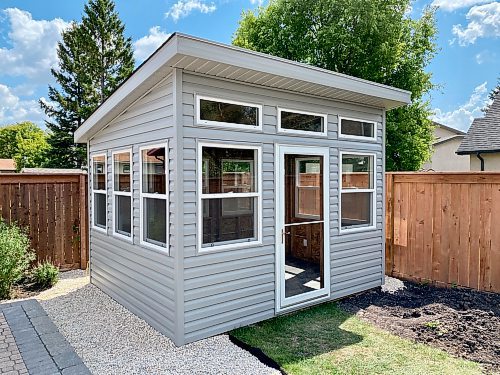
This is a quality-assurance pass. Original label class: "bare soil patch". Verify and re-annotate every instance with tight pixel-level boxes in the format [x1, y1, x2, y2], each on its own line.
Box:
[340, 278, 500, 374]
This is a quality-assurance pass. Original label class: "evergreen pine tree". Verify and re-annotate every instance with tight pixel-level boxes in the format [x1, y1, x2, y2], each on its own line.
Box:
[40, 0, 134, 168]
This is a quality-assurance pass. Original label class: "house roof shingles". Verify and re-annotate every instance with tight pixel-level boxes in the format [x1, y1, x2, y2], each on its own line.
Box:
[457, 93, 500, 155]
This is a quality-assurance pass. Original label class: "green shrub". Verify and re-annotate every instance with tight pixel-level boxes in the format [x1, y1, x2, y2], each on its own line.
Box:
[0, 219, 35, 299]
[31, 261, 59, 288]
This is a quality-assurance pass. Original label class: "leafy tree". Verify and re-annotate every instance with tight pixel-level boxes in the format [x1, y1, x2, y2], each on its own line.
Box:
[0, 122, 50, 171]
[40, 0, 134, 168]
[233, 0, 437, 171]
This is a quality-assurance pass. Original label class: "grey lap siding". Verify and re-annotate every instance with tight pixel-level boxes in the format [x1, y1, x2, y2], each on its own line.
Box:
[180, 72, 385, 343]
[88, 73, 176, 340]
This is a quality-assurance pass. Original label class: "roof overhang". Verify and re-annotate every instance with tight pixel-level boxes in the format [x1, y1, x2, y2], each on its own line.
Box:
[456, 149, 500, 155]
[75, 33, 412, 143]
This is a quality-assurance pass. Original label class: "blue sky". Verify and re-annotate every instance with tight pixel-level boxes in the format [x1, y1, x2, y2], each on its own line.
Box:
[0, 0, 499, 131]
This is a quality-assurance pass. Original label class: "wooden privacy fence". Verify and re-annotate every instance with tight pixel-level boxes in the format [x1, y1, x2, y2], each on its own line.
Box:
[385, 172, 500, 293]
[0, 174, 88, 270]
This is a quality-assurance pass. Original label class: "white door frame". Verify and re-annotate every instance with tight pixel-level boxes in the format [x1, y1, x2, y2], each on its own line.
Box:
[275, 144, 330, 313]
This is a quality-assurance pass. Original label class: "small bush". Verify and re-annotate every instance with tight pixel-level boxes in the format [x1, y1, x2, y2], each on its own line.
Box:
[31, 261, 59, 288]
[0, 219, 35, 299]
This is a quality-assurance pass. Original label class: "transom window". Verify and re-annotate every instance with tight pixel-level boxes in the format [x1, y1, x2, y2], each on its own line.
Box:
[279, 108, 327, 135]
[92, 154, 107, 231]
[198, 143, 261, 251]
[340, 153, 376, 231]
[140, 144, 168, 251]
[112, 150, 132, 240]
[339, 117, 376, 140]
[197, 95, 262, 130]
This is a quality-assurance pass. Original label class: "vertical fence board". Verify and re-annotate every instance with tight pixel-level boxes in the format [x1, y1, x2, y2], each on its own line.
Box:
[386, 172, 500, 293]
[0, 174, 88, 270]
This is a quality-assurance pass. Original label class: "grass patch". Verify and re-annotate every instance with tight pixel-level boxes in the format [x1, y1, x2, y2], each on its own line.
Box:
[231, 303, 482, 375]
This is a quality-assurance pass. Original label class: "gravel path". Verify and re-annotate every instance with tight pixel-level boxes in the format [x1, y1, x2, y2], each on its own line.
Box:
[40, 274, 278, 375]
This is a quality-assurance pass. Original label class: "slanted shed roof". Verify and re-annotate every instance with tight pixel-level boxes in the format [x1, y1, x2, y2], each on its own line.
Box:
[74, 33, 411, 143]
[0, 159, 16, 171]
[457, 93, 500, 155]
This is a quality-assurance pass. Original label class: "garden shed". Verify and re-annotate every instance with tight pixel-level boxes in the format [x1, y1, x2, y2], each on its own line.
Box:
[74, 33, 411, 345]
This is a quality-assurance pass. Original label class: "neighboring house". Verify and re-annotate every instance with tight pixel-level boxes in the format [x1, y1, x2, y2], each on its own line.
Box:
[74, 33, 411, 345]
[0, 159, 16, 173]
[421, 122, 469, 171]
[457, 93, 500, 171]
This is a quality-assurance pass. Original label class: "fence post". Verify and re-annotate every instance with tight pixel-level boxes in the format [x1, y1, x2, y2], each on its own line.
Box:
[385, 173, 394, 276]
[79, 174, 88, 270]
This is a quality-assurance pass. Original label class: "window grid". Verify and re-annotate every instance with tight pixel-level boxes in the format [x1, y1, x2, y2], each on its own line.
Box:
[139, 143, 169, 253]
[198, 142, 262, 253]
[112, 149, 133, 242]
[339, 151, 377, 233]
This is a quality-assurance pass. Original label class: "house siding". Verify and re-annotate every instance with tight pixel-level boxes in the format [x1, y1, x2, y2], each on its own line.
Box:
[180, 73, 384, 343]
[88, 73, 176, 340]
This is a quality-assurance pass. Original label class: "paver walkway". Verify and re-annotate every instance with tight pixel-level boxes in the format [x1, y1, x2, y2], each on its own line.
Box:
[0, 300, 89, 375]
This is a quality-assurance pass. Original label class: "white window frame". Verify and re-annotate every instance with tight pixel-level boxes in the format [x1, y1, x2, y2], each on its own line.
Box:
[196, 94, 263, 131]
[294, 157, 321, 220]
[339, 151, 377, 234]
[197, 141, 262, 253]
[91, 153, 107, 233]
[338, 116, 377, 141]
[111, 149, 133, 242]
[139, 142, 169, 253]
[278, 107, 328, 137]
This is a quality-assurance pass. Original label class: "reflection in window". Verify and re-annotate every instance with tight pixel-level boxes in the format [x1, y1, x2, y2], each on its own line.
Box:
[340, 118, 375, 139]
[140, 145, 168, 249]
[341, 153, 375, 230]
[295, 158, 321, 219]
[199, 97, 259, 127]
[200, 145, 260, 249]
[280, 110, 325, 133]
[113, 151, 132, 238]
[92, 155, 106, 229]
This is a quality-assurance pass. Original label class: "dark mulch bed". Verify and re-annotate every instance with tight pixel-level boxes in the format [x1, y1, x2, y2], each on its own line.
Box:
[1, 278, 48, 301]
[340, 279, 500, 373]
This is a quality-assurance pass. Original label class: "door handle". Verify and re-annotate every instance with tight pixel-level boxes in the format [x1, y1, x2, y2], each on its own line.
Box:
[281, 229, 291, 244]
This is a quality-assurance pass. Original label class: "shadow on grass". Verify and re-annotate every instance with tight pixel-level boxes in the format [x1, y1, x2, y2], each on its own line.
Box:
[230, 302, 362, 372]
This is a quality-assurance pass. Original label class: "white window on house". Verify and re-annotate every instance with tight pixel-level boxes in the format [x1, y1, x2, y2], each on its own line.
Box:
[92, 154, 107, 231]
[339, 117, 376, 140]
[278, 108, 327, 136]
[340, 152, 376, 232]
[198, 143, 261, 251]
[295, 157, 321, 219]
[196, 95, 262, 130]
[140, 144, 168, 251]
[112, 150, 132, 240]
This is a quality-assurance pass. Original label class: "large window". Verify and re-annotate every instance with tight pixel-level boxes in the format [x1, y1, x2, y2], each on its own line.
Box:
[112, 150, 132, 240]
[198, 143, 261, 251]
[140, 144, 168, 251]
[197, 95, 262, 130]
[92, 154, 107, 231]
[339, 117, 376, 140]
[278, 108, 327, 136]
[340, 153, 376, 231]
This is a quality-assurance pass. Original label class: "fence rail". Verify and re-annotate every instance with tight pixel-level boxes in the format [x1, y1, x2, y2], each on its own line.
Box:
[385, 172, 500, 293]
[0, 173, 87, 270]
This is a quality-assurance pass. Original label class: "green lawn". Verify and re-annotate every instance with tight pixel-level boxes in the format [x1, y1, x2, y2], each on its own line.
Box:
[231, 303, 483, 375]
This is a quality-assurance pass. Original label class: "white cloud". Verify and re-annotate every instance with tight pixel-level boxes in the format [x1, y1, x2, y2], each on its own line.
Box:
[431, 0, 492, 12]
[432, 82, 491, 131]
[0, 84, 45, 125]
[250, 0, 265, 5]
[452, 2, 500, 45]
[165, 0, 216, 22]
[0, 8, 69, 82]
[475, 50, 497, 64]
[133, 27, 172, 63]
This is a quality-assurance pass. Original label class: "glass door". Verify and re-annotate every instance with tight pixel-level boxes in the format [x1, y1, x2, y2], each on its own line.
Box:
[276, 145, 330, 310]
